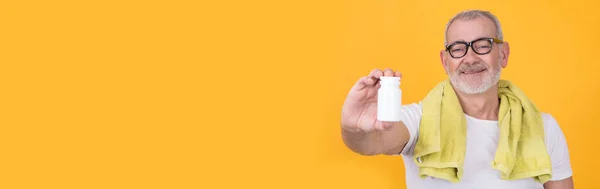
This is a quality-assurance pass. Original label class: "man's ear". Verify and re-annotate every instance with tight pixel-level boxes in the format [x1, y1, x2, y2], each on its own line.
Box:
[500, 42, 510, 68]
[440, 50, 449, 75]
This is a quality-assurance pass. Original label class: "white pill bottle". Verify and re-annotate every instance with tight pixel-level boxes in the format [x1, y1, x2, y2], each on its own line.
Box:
[377, 76, 402, 122]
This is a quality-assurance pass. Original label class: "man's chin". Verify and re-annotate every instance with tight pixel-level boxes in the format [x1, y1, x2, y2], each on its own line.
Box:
[450, 70, 501, 94]
[451, 79, 489, 94]
[455, 77, 482, 87]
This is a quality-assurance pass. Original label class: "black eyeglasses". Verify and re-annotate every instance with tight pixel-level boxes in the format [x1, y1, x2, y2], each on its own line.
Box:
[445, 37, 504, 58]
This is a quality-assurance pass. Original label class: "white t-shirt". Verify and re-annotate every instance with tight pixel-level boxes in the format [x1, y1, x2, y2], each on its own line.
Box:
[397, 103, 573, 189]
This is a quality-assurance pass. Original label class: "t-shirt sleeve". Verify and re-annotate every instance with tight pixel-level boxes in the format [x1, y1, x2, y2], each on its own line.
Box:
[397, 102, 423, 156]
[542, 113, 573, 181]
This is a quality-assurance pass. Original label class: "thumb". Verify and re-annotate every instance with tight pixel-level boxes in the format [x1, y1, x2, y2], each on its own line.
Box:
[377, 121, 394, 131]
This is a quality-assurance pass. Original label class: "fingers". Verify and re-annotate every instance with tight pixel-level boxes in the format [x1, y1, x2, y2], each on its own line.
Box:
[367, 68, 383, 85]
[358, 68, 401, 89]
[394, 71, 402, 78]
[364, 75, 376, 86]
[369, 68, 383, 79]
[383, 68, 394, 77]
[383, 68, 402, 78]
[354, 76, 369, 90]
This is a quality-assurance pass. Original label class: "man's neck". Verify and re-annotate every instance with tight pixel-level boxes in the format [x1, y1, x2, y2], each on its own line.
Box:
[453, 83, 500, 121]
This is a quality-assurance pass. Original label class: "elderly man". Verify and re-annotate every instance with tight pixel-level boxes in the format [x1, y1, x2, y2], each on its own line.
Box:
[340, 10, 574, 189]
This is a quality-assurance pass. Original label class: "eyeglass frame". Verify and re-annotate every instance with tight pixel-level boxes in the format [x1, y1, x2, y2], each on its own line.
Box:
[444, 37, 504, 59]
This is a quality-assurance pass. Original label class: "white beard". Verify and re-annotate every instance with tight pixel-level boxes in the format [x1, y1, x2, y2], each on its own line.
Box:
[449, 61, 502, 95]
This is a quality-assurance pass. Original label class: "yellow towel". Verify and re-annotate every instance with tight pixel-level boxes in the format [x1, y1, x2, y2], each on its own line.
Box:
[413, 79, 552, 183]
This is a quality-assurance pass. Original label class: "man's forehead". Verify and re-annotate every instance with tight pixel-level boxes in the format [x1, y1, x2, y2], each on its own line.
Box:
[446, 17, 497, 43]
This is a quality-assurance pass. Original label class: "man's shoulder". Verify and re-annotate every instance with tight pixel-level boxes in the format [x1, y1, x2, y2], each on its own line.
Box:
[540, 112, 561, 131]
[540, 112, 558, 124]
[539, 112, 567, 141]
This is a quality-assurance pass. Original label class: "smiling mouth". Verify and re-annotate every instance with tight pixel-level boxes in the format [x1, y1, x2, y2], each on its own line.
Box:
[461, 68, 486, 74]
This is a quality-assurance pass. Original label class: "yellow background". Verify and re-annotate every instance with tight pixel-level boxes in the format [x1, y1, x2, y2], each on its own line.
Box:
[1, 0, 598, 188]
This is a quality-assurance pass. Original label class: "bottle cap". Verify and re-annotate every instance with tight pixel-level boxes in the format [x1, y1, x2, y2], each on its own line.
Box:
[380, 76, 401, 85]
[380, 76, 400, 81]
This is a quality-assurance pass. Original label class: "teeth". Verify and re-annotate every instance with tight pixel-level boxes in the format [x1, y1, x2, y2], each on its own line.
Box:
[462, 69, 484, 74]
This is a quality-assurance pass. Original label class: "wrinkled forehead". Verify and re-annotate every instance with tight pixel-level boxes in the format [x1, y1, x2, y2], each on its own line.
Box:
[446, 17, 497, 44]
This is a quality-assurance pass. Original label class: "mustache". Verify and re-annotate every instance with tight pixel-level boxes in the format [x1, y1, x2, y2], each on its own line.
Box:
[457, 62, 488, 73]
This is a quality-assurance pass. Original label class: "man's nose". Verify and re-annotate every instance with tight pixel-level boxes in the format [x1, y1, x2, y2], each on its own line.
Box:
[462, 46, 480, 62]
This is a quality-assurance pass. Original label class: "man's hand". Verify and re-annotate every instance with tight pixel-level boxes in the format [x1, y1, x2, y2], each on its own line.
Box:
[340, 68, 409, 156]
[341, 68, 401, 132]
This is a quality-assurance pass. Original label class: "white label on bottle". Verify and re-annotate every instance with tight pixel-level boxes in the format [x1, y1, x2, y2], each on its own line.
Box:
[377, 87, 402, 122]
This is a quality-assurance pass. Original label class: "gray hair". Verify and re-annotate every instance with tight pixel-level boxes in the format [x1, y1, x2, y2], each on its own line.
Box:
[444, 10, 504, 46]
